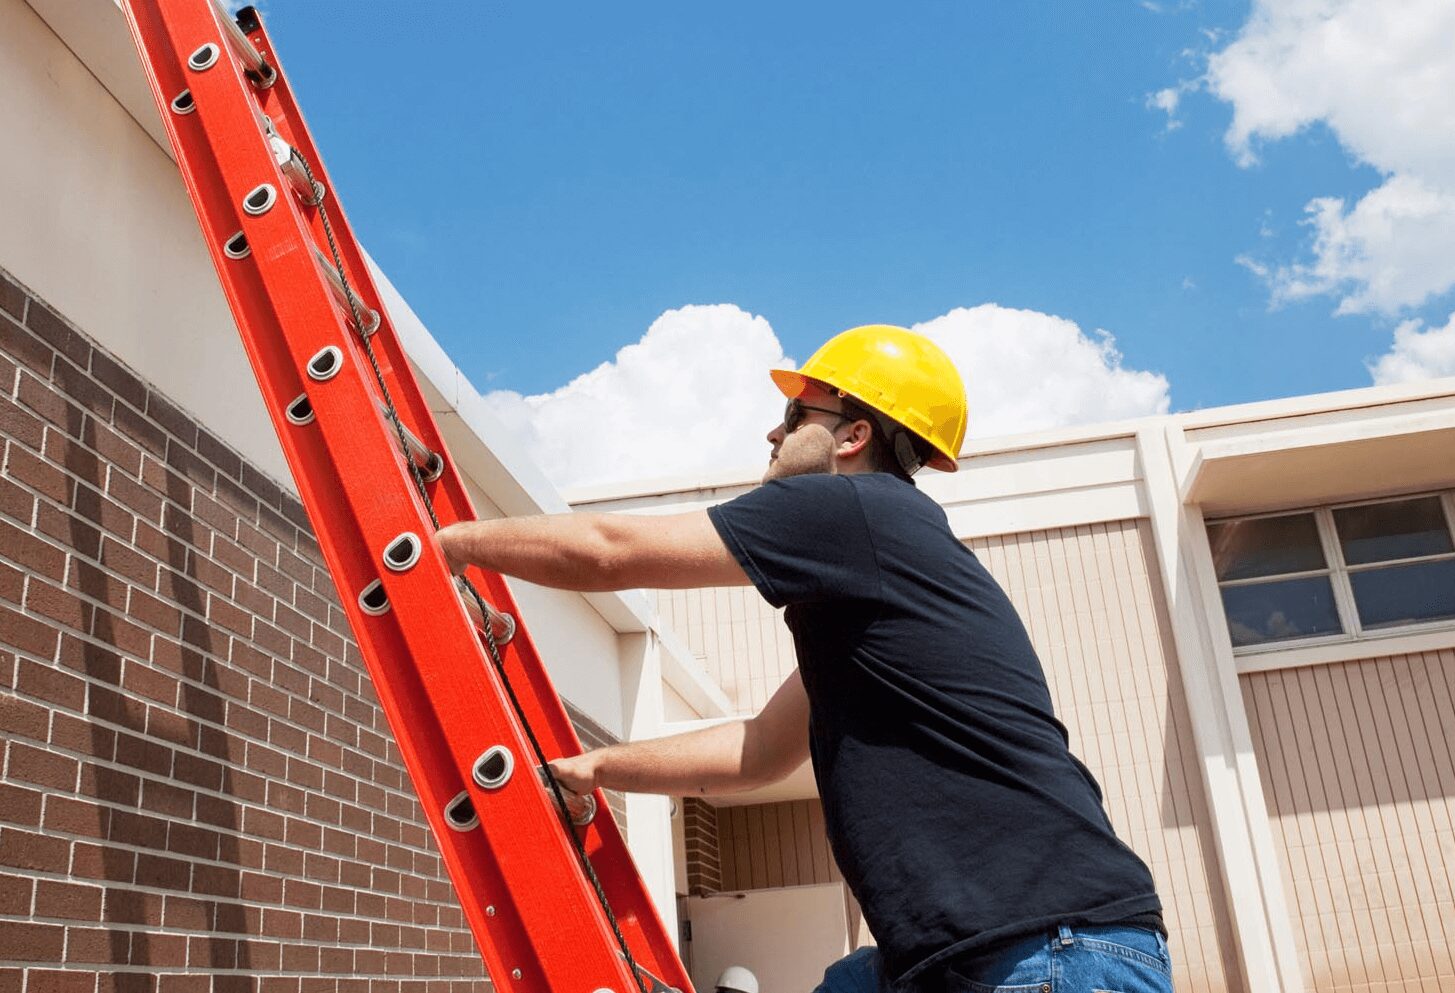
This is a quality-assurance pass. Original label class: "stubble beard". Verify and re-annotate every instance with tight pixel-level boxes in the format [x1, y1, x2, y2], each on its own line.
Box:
[762, 431, 837, 483]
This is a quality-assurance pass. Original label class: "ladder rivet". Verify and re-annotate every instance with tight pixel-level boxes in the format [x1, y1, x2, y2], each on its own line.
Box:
[511, 970, 522, 980]
[486, 906, 496, 917]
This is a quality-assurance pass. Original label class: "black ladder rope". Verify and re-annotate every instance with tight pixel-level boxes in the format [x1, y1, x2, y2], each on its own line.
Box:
[296, 152, 652, 993]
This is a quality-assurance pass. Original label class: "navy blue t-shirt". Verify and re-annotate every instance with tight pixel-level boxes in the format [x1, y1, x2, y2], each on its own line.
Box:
[708, 473, 1161, 983]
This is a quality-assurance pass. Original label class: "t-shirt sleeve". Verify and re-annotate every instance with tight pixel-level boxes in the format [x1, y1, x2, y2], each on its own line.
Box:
[707, 475, 881, 608]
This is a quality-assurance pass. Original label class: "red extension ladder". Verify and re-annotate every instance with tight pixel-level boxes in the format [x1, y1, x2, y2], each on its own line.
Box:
[118, 4, 691, 992]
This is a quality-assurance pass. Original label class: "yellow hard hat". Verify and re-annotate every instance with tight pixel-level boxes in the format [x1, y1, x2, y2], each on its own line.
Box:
[771, 324, 967, 473]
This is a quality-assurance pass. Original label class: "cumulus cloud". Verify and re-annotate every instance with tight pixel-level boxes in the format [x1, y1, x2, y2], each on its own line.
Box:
[1202, 0, 1455, 314]
[1367, 311, 1455, 385]
[486, 304, 1169, 490]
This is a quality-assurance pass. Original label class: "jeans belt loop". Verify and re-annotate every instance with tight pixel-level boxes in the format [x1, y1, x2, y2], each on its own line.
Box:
[1057, 923, 1074, 948]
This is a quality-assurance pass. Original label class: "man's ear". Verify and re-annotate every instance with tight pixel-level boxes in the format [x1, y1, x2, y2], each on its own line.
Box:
[837, 419, 874, 459]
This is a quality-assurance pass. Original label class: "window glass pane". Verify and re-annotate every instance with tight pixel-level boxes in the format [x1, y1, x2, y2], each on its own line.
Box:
[1349, 559, 1455, 629]
[1208, 514, 1326, 581]
[1334, 496, 1454, 565]
[1220, 576, 1343, 647]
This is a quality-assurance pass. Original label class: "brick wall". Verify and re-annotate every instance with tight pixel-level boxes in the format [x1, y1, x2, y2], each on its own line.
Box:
[0, 267, 613, 991]
[679, 799, 719, 896]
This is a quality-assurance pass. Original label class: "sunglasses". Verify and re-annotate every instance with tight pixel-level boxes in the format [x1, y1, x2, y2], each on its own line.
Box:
[783, 398, 852, 434]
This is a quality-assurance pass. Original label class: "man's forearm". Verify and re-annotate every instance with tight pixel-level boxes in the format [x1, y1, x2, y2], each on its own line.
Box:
[565, 720, 776, 796]
[438, 515, 620, 590]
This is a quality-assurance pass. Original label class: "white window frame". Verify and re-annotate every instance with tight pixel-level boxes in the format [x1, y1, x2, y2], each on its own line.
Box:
[1210, 489, 1455, 659]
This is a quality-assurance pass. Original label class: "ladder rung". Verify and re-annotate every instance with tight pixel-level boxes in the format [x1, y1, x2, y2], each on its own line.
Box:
[208, 0, 275, 85]
[377, 401, 444, 481]
[313, 246, 381, 335]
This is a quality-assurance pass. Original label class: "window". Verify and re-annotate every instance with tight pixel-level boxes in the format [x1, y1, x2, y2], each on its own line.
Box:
[1208, 491, 1455, 651]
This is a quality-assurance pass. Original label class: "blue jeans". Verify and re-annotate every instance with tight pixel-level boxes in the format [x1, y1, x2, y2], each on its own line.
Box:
[814, 924, 1173, 993]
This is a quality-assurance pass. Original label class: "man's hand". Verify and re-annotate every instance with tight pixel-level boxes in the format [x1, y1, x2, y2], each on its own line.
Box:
[435, 522, 471, 575]
[547, 751, 600, 795]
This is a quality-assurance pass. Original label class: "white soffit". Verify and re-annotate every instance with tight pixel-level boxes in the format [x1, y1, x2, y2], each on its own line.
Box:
[1184, 402, 1455, 517]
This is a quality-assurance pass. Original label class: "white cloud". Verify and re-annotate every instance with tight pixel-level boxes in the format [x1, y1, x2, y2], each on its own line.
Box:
[487, 304, 1170, 490]
[1367, 311, 1455, 385]
[1146, 87, 1186, 130]
[911, 306, 1171, 439]
[1201, 0, 1455, 314]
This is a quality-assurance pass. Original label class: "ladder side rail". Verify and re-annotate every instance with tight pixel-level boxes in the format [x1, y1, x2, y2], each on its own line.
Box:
[120, 5, 683, 993]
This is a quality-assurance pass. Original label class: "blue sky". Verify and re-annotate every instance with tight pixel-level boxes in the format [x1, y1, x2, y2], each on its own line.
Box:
[250, 2, 1455, 486]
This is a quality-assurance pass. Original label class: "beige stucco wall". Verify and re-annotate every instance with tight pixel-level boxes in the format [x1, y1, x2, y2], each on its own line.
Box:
[1241, 650, 1455, 992]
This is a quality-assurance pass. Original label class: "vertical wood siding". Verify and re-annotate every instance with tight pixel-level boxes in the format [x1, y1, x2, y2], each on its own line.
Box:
[653, 586, 797, 714]
[715, 800, 841, 892]
[969, 520, 1243, 993]
[1241, 651, 1455, 992]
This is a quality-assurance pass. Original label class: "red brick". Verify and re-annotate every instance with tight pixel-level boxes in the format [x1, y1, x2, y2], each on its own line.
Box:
[77, 763, 139, 807]
[0, 870, 30, 914]
[0, 514, 67, 578]
[99, 972, 159, 993]
[0, 393, 45, 450]
[163, 440, 214, 493]
[0, 825, 69, 871]
[112, 403, 166, 459]
[192, 490, 239, 537]
[108, 809, 168, 849]
[263, 842, 302, 876]
[145, 706, 194, 747]
[139, 778, 194, 820]
[156, 975, 212, 993]
[280, 942, 320, 971]
[52, 356, 114, 422]
[206, 594, 253, 638]
[0, 689, 47, 740]
[254, 561, 293, 601]
[0, 601, 61, 660]
[44, 426, 104, 488]
[191, 862, 241, 899]
[166, 821, 219, 860]
[0, 473, 36, 524]
[87, 606, 152, 659]
[25, 300, 91, 369]
[105, 887, 163, 926]
[0, 921, 66, 960]
[69, 482, 135, 543]
[69, 841, 133, 883]
[97, 537, 155, 589]
[7, 741, 78, 791]
[34, 878, 104, 920]
[87, 350, 146, 411]
[150, 637, 206, 682]
[87, 686, 147, 734]
[86, 419, 143, 480]
[172, 750, 223, 791]
[0, 272, 27, 321]
[67, 559, 128, 616]
[16, 657, 87, 711]
[124, 932, 186, 969]
[16, 371, 86, 440]
[25, 576, 92, 633]
[35, 501, 101, 560]
[0, 311, 52, 377]
[109, 727, 176, 772]
[132, 519, 186, 567]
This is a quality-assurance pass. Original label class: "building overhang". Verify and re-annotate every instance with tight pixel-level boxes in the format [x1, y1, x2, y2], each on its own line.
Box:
[1182, 395, 1455, 517]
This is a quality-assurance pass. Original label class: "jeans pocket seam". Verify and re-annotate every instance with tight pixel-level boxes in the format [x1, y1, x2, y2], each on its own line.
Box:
[1075, 936, 1172, 976]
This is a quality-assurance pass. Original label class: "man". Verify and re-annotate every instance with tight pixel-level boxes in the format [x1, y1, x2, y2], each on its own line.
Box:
[436, 325, 1172, 993]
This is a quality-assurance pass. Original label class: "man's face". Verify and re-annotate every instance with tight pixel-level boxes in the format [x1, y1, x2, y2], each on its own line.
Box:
[763, 383, 848, 482]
